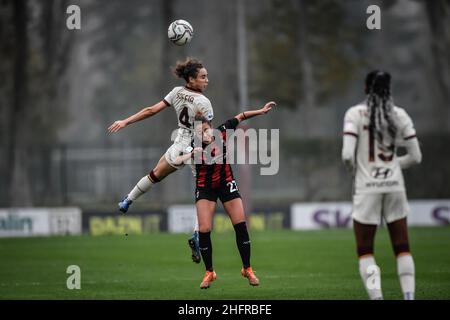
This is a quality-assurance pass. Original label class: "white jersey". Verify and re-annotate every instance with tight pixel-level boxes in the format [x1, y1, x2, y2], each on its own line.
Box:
[163, 86, 214, 138]
[343, 103, 417, 194]
[163, 86, 213, 174]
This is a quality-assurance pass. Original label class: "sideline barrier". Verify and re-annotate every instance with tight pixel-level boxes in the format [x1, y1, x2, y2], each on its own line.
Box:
[291, 199, 450, 230]
[0, 207, 82, 237]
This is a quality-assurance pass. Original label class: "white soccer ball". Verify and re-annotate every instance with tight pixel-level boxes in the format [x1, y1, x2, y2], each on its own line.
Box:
[168, 20, 194, 46]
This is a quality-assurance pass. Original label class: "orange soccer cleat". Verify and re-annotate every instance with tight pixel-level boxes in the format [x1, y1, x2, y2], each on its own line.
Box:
[200, 270, 217, 289]
[241, 267, 260, 286]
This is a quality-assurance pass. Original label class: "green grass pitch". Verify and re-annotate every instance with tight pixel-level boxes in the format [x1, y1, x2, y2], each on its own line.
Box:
[0, 227, 449, 299]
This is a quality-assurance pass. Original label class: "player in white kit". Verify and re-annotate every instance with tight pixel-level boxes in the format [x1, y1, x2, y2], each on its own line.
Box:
[108, 58, 213, 263]
[342, 71, 422, 300]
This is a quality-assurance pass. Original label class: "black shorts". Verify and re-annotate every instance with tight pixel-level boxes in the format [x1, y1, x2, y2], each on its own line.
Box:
[195, 180, 241, 203]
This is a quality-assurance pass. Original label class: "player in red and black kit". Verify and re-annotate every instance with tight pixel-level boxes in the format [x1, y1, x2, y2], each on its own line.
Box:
[176, 101, 276, 289]
[194, 117, 240, 203]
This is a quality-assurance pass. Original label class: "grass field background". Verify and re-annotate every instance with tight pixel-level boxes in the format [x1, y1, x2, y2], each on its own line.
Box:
[0, 227, 449, 299]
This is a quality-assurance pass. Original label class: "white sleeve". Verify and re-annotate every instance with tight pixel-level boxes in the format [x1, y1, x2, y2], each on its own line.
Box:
[343, 108, 359, 136]
[163, 87, 179, 106]
[398, 137, 422, 169]
[341, 108, 358, 170]
[195, 97, 214, 121]
[400, 110, 416, 140]
[342, 134, 357, 170]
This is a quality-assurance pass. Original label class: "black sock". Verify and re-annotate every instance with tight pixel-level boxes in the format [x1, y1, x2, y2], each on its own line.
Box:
[233, 222, 251, 269]
[199, 231, 213, 271]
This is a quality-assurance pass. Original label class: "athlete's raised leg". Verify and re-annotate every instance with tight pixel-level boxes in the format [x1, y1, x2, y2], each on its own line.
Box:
[188, 215, 201, 263]
[119, 155, 177, 213]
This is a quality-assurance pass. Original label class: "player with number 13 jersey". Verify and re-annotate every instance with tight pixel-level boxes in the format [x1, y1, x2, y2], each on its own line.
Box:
[342, 71, 422, 301]
[343, 98, 416, 195]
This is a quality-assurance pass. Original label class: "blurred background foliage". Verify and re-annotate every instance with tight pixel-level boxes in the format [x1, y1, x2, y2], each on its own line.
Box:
[0, 0, 449, 208]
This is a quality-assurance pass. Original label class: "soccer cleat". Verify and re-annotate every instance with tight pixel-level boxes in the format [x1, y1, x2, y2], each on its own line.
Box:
[200, 270, 217, 289]
[241, 267, 259, 286]
[118, 196, 132, 213]
[188, 231, 201, 264]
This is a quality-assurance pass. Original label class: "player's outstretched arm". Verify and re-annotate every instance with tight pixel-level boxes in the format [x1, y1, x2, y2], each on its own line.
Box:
[107, 100, 169, 133]
[235, 101, 276, 123]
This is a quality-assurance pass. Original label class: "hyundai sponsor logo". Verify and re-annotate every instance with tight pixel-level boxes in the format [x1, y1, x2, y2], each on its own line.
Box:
[371, 167, 393, 179]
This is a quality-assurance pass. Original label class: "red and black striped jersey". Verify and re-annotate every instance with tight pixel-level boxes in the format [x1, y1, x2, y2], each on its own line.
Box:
[195, 118, 239, 188]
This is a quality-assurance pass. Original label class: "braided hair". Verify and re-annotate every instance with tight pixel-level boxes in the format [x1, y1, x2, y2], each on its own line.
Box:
[365, 71, 397, 151]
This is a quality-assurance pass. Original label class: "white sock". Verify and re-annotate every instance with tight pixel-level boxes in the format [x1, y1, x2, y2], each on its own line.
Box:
[397, 254, 415, 300]
[194, 216, 199, 233]
[127, 175, 153, 201]
[359, 256, 383, 300]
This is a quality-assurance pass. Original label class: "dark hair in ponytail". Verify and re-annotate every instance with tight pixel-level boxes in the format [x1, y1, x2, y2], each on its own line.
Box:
[174, 58, 204, 82]
[365, 70, 397, 149]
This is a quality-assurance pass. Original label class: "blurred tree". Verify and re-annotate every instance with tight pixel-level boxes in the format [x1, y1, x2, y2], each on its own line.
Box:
[248, 0, 365, 108]
[1, 0, 74, 206]
[248, 0, 300, 107]
[424, 0, 450, 103]
[160, 0, 175, 92]
[87, 0, 171, 146]
[8, 0, 31, 206]
[0, 1, 13, 203]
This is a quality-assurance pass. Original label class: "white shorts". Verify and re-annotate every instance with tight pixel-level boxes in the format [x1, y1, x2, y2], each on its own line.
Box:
[352, 191, 410, 225]
[164, 129, 192, 170]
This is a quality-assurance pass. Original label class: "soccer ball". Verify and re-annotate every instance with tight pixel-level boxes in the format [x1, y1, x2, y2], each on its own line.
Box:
[168, 20, 194, 46]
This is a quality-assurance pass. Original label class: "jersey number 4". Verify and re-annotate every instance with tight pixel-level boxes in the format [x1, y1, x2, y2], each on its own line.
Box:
[179, 106, 191, 128]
